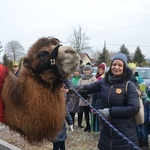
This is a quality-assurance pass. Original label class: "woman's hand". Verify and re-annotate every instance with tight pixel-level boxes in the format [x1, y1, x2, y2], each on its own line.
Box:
[98, 108, 109, 118]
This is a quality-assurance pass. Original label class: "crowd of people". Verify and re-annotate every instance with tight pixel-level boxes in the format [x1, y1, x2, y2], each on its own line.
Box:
[13, 53, 150, 150]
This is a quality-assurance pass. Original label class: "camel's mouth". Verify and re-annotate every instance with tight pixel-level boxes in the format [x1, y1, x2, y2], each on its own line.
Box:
[58, 60, 80, 78]
[56, 45, 80, 78]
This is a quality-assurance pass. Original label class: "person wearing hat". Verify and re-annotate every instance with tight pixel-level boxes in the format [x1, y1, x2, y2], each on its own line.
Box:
[67, 69, 84, 128]
[78, 65, 97, 132]
[77, 53, 140, 149]
[128, 63, 149, 149]
[12, 62, 20, 77]
[96, 63, 106, 79]
[91, 63, 106, 132]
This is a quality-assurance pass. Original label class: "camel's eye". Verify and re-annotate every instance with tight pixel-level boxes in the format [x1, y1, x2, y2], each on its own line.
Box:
[38, 51, 49, 59]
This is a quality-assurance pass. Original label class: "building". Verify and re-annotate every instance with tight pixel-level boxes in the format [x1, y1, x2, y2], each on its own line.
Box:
[80, 53, 92, 66]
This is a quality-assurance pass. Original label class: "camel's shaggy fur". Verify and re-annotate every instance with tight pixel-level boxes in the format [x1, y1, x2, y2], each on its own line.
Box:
[1, 37, 80, 143]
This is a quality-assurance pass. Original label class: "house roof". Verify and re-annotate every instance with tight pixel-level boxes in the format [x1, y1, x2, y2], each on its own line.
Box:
[80, 53, 92, 62]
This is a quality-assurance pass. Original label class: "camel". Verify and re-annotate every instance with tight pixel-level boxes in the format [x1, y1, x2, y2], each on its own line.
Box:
[0, 37, 80, 143]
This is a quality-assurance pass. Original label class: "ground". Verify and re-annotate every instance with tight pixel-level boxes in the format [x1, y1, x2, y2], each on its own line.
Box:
[0, 119, 99, 150]
[0, 119, 147, 150]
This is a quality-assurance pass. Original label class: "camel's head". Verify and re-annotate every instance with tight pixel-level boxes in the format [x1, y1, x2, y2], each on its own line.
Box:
[23, 37, 80, 86]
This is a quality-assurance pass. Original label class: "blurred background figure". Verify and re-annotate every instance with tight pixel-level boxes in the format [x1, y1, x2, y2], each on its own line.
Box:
[78, 65, 97, 132]
[95, 63, 106, 79]
[51, 88, 74, 150]
[91, 63, 106, 132]
[12, 62, 20, 77]
[67, 70, 84, 128]
[51, 106, 73, 150]
[128, 62, 149, 150]
[79, 60, 84, 75]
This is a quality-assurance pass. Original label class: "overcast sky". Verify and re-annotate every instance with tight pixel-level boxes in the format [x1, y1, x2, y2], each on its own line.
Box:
[0, 0, 150, 58]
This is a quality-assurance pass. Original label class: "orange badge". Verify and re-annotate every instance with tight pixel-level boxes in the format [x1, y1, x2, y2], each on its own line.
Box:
[116, 88, 122, 94]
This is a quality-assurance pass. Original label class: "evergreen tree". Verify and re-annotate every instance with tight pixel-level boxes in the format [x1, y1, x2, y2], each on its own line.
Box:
[133, 46, 145, 66]
[3, 54, 10, 66]
[97, 43, 110, 65]
[2, 54, 13, 70]
[119, 44, 131, 62]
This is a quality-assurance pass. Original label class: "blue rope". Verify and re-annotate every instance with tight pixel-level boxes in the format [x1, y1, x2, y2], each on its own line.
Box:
[63, 79, 140, 150]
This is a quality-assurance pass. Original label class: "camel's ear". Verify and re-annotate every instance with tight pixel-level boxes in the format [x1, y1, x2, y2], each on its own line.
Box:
[23, 57, 30, 68]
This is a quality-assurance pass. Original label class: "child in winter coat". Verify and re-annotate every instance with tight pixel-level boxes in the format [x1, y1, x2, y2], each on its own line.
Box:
[67, 70, 84, 128]
[51, 87, 73, 150]
[51, 106, 73, 150]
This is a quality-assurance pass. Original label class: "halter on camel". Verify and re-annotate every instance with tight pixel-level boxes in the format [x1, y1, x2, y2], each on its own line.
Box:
[0, 42, 62, 122]
[25, 44, 63, 88]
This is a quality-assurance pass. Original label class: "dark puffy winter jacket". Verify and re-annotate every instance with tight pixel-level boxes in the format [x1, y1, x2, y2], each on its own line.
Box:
[81, 76, 140, 150]
[51, 107, 73, 143]
[92, 92, 101, 110]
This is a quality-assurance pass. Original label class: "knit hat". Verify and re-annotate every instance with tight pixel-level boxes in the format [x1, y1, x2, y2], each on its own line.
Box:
[112, 53, 127, 68]
[75, 68, 80, 73]
[13, 62, 18, 67]
[128, 62, 136, 69]
[98, 63, 105, 71]
[83, 65, 92, 71]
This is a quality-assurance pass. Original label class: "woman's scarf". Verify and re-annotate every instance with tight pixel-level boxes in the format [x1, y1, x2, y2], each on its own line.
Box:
[106, 67, 132, 84]
[81, 73, 93, 80]
[107, 73, 126, 84]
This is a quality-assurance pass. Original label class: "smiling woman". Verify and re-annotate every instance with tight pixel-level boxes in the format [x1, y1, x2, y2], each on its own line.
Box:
[77, 53, 140, 150]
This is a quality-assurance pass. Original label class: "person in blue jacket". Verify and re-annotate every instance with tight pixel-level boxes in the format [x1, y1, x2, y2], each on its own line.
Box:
[75, 53, 140, 150]
[51, 106, 73, 150]
[128, 62, 149, 149]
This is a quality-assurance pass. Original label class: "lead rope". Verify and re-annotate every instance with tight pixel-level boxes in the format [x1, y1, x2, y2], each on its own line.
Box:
[63, 79, 140, 150]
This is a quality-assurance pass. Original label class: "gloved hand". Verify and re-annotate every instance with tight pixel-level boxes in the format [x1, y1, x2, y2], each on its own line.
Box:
[69, 125, 74, 131]
[68, 88, 74, 94]
[81, 93, 89, 99]
[98, 108, 109, 118]
[77, 87, 89, 99]
[141, 91, 147, 99]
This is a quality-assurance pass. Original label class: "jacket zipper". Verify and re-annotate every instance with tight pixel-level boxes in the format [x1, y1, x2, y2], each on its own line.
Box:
[108, 83, 116, 150]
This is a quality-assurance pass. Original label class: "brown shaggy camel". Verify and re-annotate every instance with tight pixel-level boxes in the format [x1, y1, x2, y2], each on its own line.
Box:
[0, 37, 80, 143]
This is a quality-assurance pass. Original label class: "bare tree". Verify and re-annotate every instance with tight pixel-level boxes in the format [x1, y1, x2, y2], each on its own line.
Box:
[0, 41, 3, 53]
[68, 24, 91, 53]
[0, 41, 4, 63]
[4, 40, 25, 62]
